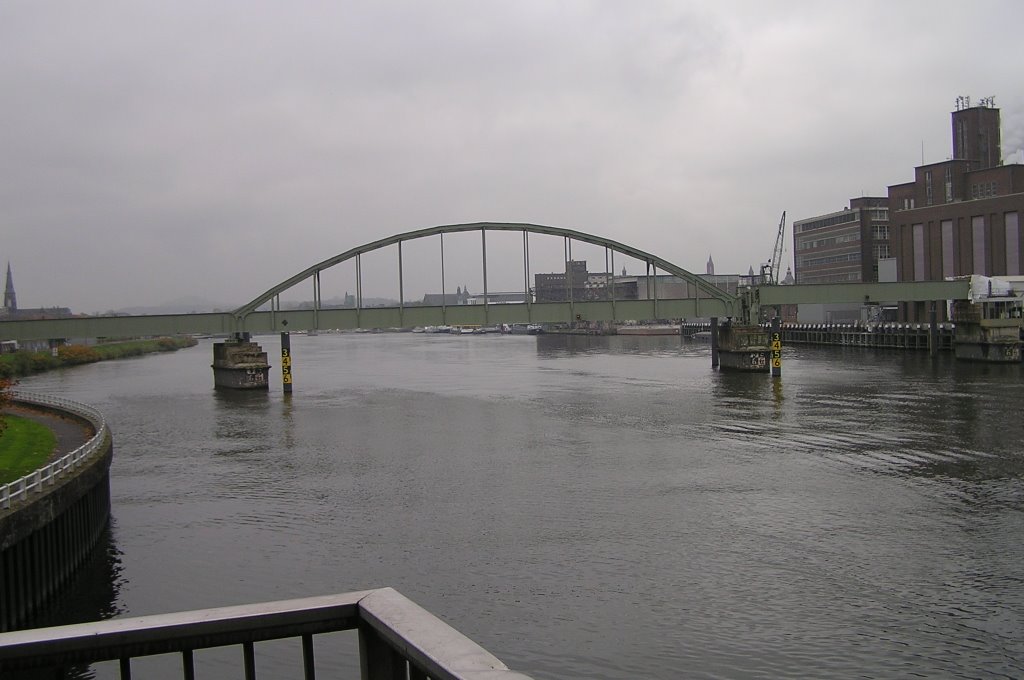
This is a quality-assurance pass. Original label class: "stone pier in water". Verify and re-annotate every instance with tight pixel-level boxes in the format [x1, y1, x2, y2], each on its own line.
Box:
[212, 334, 271, 389]
[715, 320, 771, 372]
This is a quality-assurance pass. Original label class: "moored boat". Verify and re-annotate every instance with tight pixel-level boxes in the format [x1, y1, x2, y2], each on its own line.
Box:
[509, 323, 544, 335]
[616, 324, 680, 336]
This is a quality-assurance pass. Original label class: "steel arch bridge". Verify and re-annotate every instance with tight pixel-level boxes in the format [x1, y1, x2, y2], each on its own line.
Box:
[232, 221, 741, 332]
[0, 221, 975, 343]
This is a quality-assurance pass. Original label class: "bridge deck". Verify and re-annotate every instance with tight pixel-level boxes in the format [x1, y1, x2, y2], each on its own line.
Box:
[0, 280, 973, 341]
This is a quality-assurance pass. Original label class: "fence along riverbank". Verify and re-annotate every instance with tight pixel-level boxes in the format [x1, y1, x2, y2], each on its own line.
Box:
[680, 321, 959, 352]
[0, 392, 112, 632]
[780, 322, 955, 351]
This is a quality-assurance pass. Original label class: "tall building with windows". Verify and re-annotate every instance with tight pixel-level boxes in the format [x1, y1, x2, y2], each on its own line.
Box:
[888, 99, 1024, 321]
[792, 197, 890, 284]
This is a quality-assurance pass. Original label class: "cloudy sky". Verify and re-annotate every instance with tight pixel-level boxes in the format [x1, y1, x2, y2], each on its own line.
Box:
[3, 1, 1022, 312]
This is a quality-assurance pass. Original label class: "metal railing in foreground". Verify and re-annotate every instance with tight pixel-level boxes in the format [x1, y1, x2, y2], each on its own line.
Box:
[1, 391, 110, 510]
[0, 587, 535, 680]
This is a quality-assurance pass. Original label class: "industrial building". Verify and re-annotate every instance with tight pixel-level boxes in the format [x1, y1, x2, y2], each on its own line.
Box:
[889, 98, 1024, 321]
[791, 98, 1023, 322]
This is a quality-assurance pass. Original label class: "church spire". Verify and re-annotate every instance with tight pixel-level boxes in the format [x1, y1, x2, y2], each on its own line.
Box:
[3, 263, 15, 312]
[706, 254, 715, 276]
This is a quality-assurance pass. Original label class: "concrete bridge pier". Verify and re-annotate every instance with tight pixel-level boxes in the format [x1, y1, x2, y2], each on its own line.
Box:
[716, 320, 771, 372]
[211, 333, 271, 390]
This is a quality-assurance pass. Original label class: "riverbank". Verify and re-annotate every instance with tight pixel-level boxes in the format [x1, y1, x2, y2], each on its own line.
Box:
[0, 336, 198, 379]
[0, 413, 56, 484]
[0, 393, 112, 632]
[0, 404, 93, 484]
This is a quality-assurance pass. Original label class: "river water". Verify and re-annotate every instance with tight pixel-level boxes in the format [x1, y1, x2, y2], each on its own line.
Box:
[20, 333, 1024, 679]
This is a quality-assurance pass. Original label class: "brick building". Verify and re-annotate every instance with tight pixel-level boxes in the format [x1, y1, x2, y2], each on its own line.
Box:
[793, 197, 891, 284]
[889, 99, 1024, 320]
[534, 260, 613, 302]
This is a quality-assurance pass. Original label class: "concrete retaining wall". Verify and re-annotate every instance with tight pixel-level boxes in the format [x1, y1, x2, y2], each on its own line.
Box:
[0, 397, 113, 632]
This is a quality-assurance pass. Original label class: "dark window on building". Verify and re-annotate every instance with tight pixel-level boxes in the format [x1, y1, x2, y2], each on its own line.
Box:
[794, 211, 858, 233]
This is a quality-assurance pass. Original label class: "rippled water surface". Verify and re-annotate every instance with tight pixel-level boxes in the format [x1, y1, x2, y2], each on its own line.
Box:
[23, 334, 1024, 679]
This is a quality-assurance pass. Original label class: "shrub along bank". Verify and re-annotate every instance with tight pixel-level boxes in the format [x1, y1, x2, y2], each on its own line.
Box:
[0, 336, 198, 379]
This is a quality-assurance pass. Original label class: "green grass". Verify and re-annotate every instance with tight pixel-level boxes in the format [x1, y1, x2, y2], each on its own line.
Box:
[0, 415, 58, 484]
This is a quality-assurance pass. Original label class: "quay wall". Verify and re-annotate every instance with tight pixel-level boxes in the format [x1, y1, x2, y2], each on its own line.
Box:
[0, 394, 112, 632]
[781, 323, 955, 351]
[681, 322, 957, 351]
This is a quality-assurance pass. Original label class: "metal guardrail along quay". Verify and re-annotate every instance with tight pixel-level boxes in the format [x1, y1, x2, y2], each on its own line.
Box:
[1, 392, 109, 510]
[0, 587, 535, 679]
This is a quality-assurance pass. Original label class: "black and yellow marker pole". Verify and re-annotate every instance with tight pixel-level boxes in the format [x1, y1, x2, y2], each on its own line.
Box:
[770, 316, 782, 378]
[281, 331, 293, 394]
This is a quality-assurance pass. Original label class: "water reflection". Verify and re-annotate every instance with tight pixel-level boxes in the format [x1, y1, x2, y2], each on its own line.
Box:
[535, 333, 608, 357]
[15, 524, 124, 679]
[24, 524, 123, 629]
[770, 375, 784, 417]
[212, 387, 273, 450]
[536, 333, 696, 359]
[279, 393, 297, 451]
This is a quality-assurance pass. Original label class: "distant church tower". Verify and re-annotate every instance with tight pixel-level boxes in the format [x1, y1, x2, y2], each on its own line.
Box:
[3, 263, 15, 313]
[706, 255, 715, 276]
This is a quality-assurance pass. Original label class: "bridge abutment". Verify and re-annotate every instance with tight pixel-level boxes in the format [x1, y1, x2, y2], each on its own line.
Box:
[953, 319, 1022, 362]
[951, 300, 1023, 363]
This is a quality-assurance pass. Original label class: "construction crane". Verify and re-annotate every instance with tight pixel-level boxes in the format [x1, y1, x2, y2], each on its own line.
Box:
[760, 211, 787, 285]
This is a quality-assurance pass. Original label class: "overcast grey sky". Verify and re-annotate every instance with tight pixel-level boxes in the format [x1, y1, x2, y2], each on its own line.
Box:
[3, 1, 1022, 312]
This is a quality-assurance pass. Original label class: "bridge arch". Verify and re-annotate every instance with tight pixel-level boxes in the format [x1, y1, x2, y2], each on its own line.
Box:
[234, 222, 738, 321]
